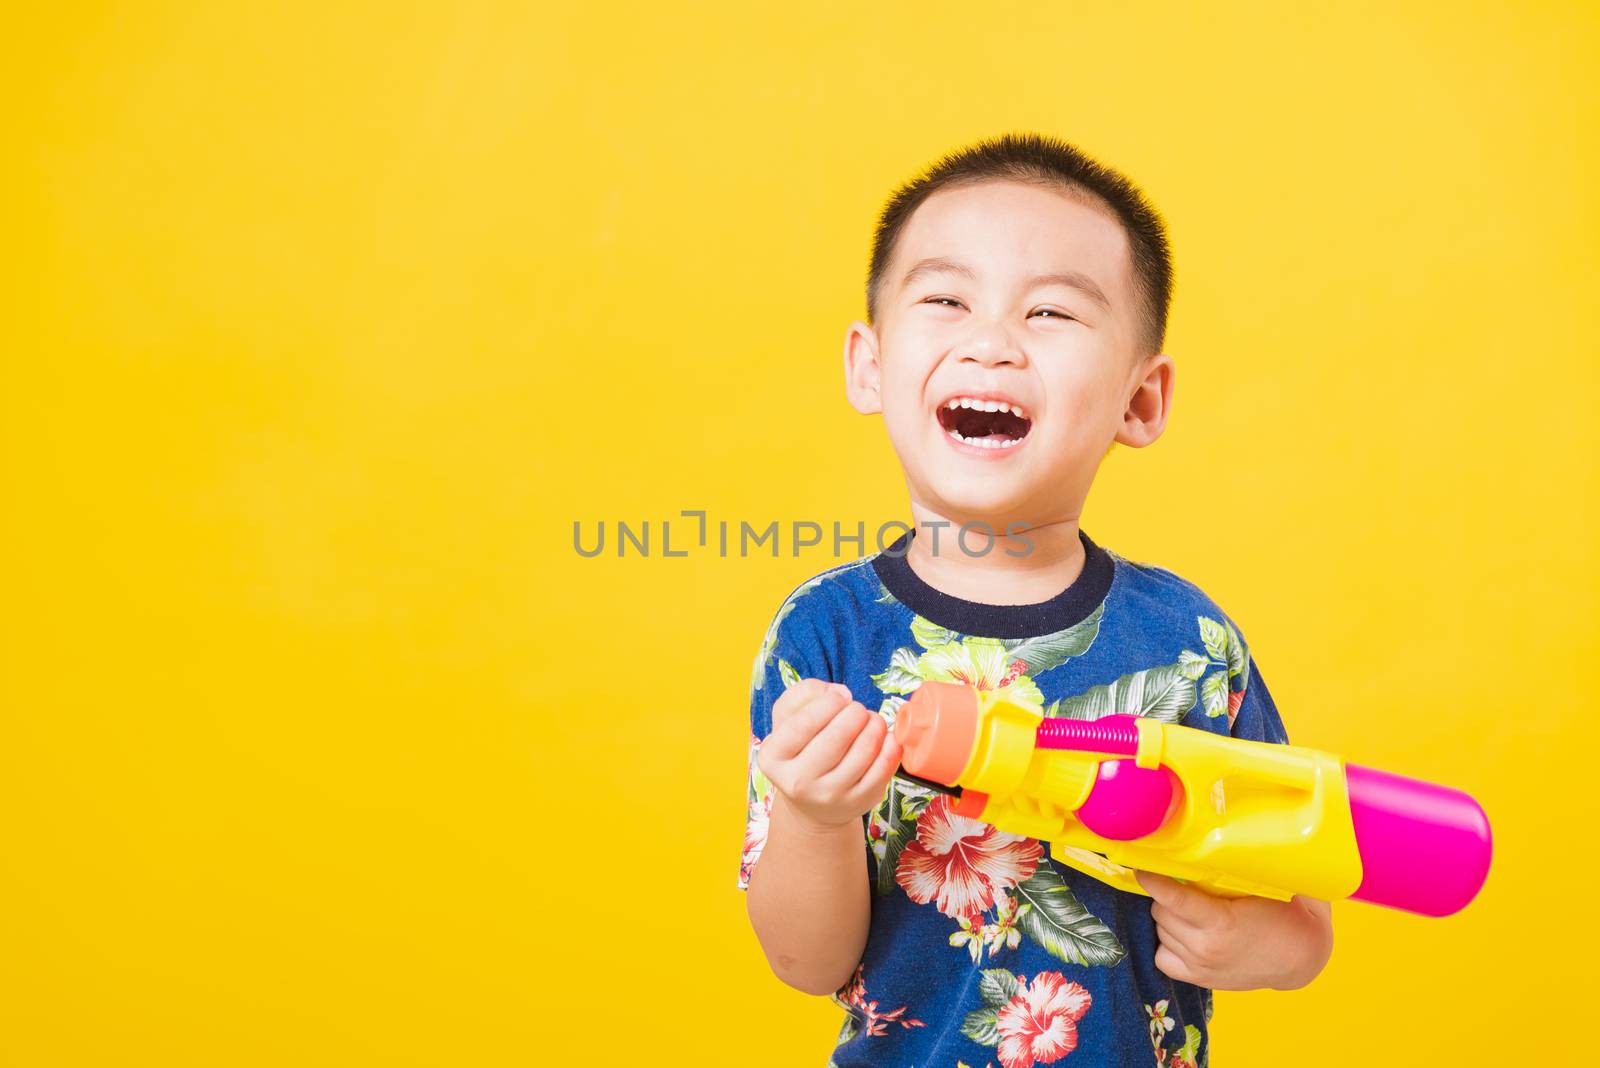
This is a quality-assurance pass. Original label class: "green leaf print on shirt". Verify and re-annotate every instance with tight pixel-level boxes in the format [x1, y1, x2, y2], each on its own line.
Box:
[999, 602, 1104, 674]
[1177, 649, 1210, 680]
[910, 614, 954, 649]
[1044, 661, 1197, 724]
[1198, 614, 1248, 678]
[873, 646, 924, 695]
[1010, 866, 1127, 966]
[1198, 616, 1229, 663]
[1040, 615, 1248, 722]
[1191, 615, 1250, 720]
[1223, 620, 1248, 681]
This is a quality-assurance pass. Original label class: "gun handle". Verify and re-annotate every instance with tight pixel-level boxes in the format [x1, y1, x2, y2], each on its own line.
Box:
[1048, 844, 1282, 902]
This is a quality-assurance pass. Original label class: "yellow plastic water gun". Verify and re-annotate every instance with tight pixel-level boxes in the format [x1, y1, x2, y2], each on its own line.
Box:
[891, 681, 1492, 916]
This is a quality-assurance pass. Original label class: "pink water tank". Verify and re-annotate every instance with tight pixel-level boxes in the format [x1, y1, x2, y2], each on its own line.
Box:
[1345, 763, 1492, 917]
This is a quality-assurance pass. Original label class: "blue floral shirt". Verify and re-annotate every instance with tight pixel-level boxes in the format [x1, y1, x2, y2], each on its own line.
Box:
[738, 528, 1291, 1068]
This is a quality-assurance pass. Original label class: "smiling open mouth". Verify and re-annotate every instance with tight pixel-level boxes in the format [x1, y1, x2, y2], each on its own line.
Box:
[937, 397, 1033, 450]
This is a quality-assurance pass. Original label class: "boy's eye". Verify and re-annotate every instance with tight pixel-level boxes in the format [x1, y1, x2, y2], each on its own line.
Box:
[921, 297, 1075, 322]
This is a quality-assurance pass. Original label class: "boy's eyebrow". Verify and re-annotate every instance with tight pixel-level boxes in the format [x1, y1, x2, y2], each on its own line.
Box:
[901, 256, 1111, 311]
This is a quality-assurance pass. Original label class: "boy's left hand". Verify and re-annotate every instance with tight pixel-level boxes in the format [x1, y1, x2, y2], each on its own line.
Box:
[1133, 870, 1334, 991]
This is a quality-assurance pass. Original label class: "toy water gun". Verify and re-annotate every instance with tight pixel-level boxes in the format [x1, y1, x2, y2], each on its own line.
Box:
[891, 681, 1492, 917]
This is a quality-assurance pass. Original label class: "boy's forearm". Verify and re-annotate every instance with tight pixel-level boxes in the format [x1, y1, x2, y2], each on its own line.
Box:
[745, 791, 871, 997]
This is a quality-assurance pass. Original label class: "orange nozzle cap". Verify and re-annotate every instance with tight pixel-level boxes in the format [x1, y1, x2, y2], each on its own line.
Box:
[952, 789, 989, 819]
[894, 681, 979, 786]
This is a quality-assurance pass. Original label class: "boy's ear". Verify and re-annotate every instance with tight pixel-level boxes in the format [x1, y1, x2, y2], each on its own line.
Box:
[843, 321, 884, 415]
[1115, 351, 1175, 448]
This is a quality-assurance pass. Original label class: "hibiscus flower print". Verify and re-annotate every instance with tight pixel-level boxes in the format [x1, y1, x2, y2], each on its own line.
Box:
[741, 786, 772, 885]
[997, 972, 1092, 1067]
[915, 636, 1045, 710]
[960, 968, 1091, 1068]
[895, 794, 1043, 918]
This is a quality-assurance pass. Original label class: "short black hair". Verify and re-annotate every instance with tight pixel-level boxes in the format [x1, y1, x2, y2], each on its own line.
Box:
[866, 132, 1174, 358]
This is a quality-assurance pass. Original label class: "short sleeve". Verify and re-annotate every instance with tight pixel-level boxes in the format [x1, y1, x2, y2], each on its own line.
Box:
[1228, 645, 1290, 746]
[736, 585, 834, 891]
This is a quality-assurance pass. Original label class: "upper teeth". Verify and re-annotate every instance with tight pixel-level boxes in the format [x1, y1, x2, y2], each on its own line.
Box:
[944, 397, 1027, 418]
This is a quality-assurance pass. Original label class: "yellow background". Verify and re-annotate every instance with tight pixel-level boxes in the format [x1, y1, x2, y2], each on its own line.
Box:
[4, 3, 1596, 1065]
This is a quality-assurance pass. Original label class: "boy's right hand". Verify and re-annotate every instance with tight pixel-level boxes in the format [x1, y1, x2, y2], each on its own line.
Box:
[756, 679, 903, 834]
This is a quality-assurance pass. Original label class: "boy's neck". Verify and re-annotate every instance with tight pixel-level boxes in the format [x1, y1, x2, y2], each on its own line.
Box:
[902, 509, 1087, 607]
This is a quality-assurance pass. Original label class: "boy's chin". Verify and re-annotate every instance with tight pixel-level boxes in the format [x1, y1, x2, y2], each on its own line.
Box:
[921, 479, 1035, 527]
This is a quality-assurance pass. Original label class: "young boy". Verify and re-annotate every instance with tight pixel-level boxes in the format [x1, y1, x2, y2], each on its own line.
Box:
[738, 132, 1333, 1068]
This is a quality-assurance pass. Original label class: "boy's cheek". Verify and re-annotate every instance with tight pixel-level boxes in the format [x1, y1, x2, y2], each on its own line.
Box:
[877, 405, 929, 460]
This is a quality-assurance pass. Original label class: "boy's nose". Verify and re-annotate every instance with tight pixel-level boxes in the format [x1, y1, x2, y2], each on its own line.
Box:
[958, 332, 1025, 367]
[962, 349, 1023, 367]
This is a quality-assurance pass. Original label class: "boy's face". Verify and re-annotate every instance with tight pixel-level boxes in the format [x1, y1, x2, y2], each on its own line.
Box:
[845, 179, 1172, 532]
